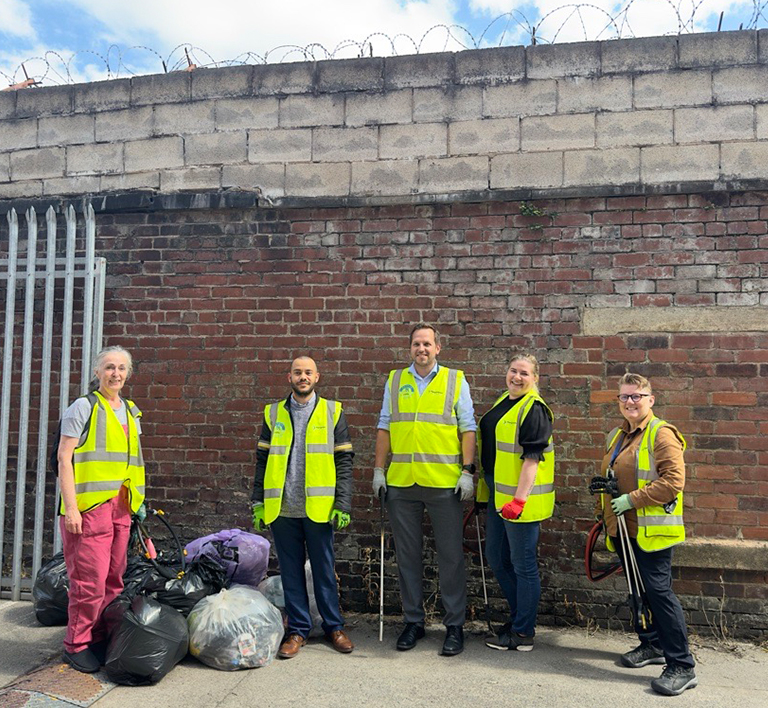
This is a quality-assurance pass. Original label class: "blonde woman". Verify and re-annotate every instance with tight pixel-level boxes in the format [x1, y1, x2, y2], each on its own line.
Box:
[476, 352, 555, 651]
[57, 346, 146, 673]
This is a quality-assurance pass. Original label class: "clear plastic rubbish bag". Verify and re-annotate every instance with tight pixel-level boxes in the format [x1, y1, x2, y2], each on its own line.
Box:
[257, 561, 324, 637]
[185, 529, 270, 588]
[188, 585, 283, 671]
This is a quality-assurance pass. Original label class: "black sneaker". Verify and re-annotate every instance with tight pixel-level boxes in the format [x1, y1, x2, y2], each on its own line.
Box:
[396, 623, 426, 651]
[651, 665, 698, 696]
[485, 627, 534, 652]
[62, 648, 100, 673]
[620, 643, 665, 668]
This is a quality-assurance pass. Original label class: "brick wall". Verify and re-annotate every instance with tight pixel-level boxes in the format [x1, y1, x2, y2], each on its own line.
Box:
[14, 189, 754, 638]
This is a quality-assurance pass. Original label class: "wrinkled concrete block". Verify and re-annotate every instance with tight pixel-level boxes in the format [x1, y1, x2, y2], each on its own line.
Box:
[679, 30, 757, 68]
[10, 147, 65, 180]
[675, 105, 754, 144]
[601, 36, 677, 74]
[596, 110, 672, 148]
[248, 128, 311, 163]
[713, 66, 768, 104]
[0, 91, 16, 120]
[527, 41, 600, 79]
[95, 107, 154, 142]
[124, 136, 184, 172]
[413, 86, 482, 123]
[253, 62, 314, 96]
[67, 142, 123, 175]
[185, 132, 247, 165]
[490, 151, 563, 189]
[191, 65, 253, 101]
[521, 113, 595, 152]
[380, 123, 447, 159]
[558, 76, 632, 114]
[317, 57, 384, 92]
[74, 79, 131, 113]
[449, 117, 520, 156]
[0, 153, 9, 182]
[0, 179, 42, 198]
[280, 94, 344, 128]
[758, 105, 768, 139]
[634, 70, 712, 109]
[154, 101, 215, 136]
[313, 126, 378, 162]
[160, 167, 222, 191]
[0, 119, 37, 152]
[351, 159, 418, 195]
[641, 144, 719, 183]
[385, 52, 453, 89]
[345, 90, 411, 126]
[455, 45, 525, 85]
[483, 80, 557, 118]
[16, 85, 73, 117]
[38, 114, 95, 146]
[131, 72, 190, 106]
[215, 97, 279, 131]
[721, 141, 768, 179]
[100, 171, 160, 192]
[222, 163, 285, 198]
[285, 161, 350, 197]
[44, 175, 100, 196]
[564, 147, 640, 186]
[419, 155, 488, 193]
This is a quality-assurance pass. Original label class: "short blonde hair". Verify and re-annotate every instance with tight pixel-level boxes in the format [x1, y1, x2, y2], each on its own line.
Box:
[618, 372, 652, 393]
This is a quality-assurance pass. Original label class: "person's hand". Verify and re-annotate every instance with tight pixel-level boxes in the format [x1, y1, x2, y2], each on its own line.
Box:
[331, 509, 351, 530]
[64, 508, 83, 535]
[373, 468, 387, 497]
[136, 503, 147, 522]
[611, 494, 633, 516]
[454, 472, 474, 502]
[252, 502, 267, 531]
[501, 498, 526, 520]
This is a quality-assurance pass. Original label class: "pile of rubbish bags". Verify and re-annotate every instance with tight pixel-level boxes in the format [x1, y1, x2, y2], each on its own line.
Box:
[32, 527, 305, 684]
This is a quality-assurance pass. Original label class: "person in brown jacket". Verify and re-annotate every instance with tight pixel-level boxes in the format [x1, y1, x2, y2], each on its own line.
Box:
[595, 373, 697, 697]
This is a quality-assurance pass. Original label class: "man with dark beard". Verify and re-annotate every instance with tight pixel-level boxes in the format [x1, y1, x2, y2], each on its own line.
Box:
[251, 356, 354, 658]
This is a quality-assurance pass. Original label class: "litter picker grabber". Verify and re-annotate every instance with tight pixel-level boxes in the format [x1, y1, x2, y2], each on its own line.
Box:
[462, 505, 494, 635]
[379, 488, 385, 642]
[589, 473, 652, 633]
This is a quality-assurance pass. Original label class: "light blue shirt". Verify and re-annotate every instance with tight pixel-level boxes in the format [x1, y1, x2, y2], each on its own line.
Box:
[377, 362, 476, 433]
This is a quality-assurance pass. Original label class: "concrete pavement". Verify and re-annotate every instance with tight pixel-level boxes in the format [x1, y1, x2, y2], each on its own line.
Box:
[2, 599, 767, 708]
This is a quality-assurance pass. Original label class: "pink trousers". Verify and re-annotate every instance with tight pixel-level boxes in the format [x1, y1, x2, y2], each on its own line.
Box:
[60, 493, 131, 652]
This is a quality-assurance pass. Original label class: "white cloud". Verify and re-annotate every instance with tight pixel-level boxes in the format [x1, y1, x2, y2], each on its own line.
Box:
[0, 0, 36, 41]
[64, 0, 464, 65]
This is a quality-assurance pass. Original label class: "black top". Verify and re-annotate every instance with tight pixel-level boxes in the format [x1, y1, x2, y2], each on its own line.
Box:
[479, 395, 553, 475]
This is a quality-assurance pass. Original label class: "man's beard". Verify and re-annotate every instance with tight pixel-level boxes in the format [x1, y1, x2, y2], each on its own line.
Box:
[291, 381, 316, 398]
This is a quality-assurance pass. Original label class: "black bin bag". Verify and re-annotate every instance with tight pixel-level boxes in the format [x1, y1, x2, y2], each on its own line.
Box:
[147, 555, 227, 616]
[105, 595, 188, 686]
[32, 552, 69, 626]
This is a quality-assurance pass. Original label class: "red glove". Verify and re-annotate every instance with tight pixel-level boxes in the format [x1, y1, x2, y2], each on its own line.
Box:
[501, 498, 526, 520]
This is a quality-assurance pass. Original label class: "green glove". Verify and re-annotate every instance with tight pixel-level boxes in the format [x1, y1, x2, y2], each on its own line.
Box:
[611, 494, 634, 516]
[331, 509, 351, 530]
[136, 503, 147, 522]
[252, 502, 267, 531]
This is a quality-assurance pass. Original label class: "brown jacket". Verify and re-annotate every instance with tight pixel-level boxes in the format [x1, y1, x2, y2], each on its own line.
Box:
[597, 410, 686, 538]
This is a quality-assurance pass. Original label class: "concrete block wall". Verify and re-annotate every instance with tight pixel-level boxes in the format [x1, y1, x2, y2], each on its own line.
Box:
[1, 30, 768, 202]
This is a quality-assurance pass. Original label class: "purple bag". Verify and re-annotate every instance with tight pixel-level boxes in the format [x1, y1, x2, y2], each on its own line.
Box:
[185, 529, 270, 588]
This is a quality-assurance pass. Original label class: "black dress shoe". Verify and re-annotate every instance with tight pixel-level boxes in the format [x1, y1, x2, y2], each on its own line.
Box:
[441, 625, 464, 656]
[396, 622, 426, 651]
[62, 648, 100, 673]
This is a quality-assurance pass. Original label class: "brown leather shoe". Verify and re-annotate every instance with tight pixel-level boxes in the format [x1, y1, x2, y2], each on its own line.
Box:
[326, 629, 354, 653]
[278, 633, 307, 659]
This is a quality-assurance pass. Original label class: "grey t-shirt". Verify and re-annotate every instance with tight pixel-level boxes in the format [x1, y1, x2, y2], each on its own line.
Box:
[61, 396, 141, 446]
[280, 393, 315, 519]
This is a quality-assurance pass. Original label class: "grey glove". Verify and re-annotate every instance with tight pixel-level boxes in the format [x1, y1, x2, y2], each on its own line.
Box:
[373, 467, 387, 497]
[454, 472, 474, 502]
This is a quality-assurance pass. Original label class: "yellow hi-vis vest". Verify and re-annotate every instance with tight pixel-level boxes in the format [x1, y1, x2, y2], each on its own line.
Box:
[476, 392, 555, 522]
[62, 391, 145, 515]
[387, 367, 464, 488]
[261, 397, 348, 524]
[603, 417, 686, 552]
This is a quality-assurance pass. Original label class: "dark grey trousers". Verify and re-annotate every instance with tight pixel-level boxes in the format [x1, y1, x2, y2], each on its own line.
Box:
[386, 484, 466, 627]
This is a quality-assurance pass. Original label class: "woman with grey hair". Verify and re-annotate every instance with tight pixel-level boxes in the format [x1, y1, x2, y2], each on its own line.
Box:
[57, 346, 146, 673]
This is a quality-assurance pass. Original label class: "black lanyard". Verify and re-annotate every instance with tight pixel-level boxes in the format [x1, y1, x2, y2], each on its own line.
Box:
[607, 433, 626, 472]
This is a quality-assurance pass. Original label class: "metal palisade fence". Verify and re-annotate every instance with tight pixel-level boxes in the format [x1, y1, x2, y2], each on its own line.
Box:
[0, 203, 105, 600]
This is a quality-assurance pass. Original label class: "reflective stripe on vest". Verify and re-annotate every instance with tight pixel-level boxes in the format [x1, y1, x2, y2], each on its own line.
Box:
[263, 396, 341, 524]
[63, 391, 145, 515]
[478, 391, 555, 523]
[604, 417, 686, 552]
[387, 367, 463, 488]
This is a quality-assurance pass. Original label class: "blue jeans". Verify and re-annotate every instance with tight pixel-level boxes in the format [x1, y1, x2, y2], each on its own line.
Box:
[485, 507, 541, 636]
[270, 516, 344, 638]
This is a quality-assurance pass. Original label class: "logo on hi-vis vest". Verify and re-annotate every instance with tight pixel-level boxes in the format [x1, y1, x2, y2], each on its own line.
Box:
[399, 384, 415, 398]
[274, 422, 286, 433]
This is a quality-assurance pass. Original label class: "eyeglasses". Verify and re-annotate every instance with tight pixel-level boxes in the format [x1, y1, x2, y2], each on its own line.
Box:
[617, 393, 651, 403]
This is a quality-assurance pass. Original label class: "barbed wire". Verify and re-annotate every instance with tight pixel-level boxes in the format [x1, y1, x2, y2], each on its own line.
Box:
[2, 1, 767, 88]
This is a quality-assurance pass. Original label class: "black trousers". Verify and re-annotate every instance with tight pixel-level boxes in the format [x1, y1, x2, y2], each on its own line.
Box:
[611, 536, 695, 669]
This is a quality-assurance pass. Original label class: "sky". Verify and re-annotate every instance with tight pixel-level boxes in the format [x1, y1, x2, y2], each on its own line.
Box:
[0, 0, 765, 86]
